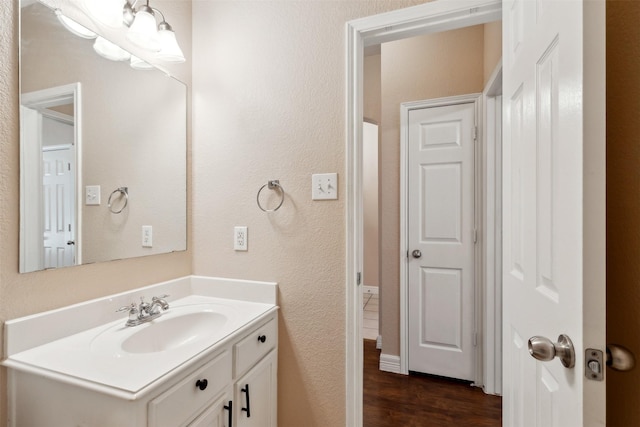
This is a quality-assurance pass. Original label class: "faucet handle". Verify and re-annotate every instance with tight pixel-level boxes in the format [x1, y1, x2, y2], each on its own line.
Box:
[116, 303, 137, 313]
[152, 294, 170, 301]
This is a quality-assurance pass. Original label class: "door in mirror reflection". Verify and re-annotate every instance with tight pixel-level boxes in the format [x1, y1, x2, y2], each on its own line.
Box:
[20, 83, 80, 272]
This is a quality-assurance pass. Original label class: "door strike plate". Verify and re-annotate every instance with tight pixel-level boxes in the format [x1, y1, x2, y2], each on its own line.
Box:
[585, 348, 604, 381]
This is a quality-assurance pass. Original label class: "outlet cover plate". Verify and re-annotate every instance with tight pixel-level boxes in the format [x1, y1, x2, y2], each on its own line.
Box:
[312, 173, 338, 200]
[234, 226, 248, 251]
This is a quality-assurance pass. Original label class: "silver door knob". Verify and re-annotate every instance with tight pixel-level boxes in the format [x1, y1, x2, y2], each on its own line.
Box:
[528, 334, 575, 368]
[607, 344, 635, 371]
[411, 250, 422, 259]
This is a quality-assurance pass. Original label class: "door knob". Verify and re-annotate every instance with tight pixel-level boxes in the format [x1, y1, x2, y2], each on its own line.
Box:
[66, 240, 75, 245]
[411, 250, 422, 259]
[528, 334, 575, 368]
[607, 344, 635, 371]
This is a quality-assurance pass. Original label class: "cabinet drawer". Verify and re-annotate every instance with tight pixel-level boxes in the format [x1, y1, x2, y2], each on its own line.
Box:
[234, 317, 277, 377]
[149, 350, 232, 427]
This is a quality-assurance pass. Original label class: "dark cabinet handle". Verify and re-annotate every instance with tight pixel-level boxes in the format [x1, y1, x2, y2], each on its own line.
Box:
[224, 400, 233, 427]
[195, 379, 208, 390]
[257, 335, 266, 343]
[241, 384, 251, 417]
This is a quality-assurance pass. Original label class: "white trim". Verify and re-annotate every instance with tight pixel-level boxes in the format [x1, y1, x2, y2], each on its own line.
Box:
[481, 62, 503, 395]
[345, 2, 502, 425]
[376, 335, 382, 349]
[379, 353, 401, 374]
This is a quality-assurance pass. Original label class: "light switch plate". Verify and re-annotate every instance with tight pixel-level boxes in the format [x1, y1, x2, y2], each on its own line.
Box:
[85, 185, 101, 205]
[312, 173, 338, 200]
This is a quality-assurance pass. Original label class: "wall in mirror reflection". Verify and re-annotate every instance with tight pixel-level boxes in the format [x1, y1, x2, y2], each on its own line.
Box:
[20, 2, 187, 273]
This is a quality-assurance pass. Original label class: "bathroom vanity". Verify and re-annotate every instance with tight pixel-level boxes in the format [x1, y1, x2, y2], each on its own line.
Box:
[2, 276, 278, 427]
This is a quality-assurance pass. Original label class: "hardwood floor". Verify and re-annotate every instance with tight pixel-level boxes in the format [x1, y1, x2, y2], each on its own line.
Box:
[363, 339, 502, 427]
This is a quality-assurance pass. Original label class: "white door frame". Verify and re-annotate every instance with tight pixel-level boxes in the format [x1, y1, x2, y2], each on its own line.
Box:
[345, 1, 502, 425]
[20, 83, 83, 271]
[400, 93, 482, 382]
[481, 62, 503, 395]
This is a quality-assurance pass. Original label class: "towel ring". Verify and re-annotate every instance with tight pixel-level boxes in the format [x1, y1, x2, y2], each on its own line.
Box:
[257, 180, 285, 212]
[108, 187, 129, 214]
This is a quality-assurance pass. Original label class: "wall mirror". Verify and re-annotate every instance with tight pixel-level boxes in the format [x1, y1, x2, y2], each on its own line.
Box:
[19, 0, 187, 273]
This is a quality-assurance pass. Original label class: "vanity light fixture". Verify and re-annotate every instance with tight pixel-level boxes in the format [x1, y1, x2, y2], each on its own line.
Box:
[154, 13, 186, 63]
[82, 0, 127, 29]
[130, 55, 154, 70]
[58, 0, 185, 67]
[125, 3, 161, 52]
[54, 10, 97, 39]
[93, 36, 131, 62]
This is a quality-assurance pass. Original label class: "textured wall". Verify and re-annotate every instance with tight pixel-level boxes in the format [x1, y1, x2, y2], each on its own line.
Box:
[0, 1, 192, 425]
[606, 0, 640, 424]
[191, 1, 429, 426]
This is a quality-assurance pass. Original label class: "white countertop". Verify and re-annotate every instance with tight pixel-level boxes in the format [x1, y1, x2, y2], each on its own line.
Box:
[2, 276, 278, 400]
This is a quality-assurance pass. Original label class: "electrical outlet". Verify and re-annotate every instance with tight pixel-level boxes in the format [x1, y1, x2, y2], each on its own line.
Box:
[85, 185, 101, 205]
[312, 173, 338, 200]
[142, 225, 153, 248]
[234, 226, 248, 251]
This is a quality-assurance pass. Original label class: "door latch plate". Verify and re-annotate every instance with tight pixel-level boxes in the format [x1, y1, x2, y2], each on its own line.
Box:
[585, 348, 604, 381]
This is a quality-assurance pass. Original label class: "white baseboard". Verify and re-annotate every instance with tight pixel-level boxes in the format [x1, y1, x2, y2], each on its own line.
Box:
[379, 353, 401, 374]
[363, 286, 379, 295]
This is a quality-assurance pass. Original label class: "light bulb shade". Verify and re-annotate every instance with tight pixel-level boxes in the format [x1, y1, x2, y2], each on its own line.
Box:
[126, 8, 161, 52]
[156, 28, 185, 62]
[55, 10, 97, 39]
[93, 37, 131, 61]
[130, 55, 154, 70]
[82, 0, 126, 28]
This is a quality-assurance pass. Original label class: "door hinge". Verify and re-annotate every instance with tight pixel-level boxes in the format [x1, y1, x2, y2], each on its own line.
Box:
[473, 228, 478, 244]
[473, 332, 478, 347]
[473, 126, 478, 141]
[356, 272, 362, 286]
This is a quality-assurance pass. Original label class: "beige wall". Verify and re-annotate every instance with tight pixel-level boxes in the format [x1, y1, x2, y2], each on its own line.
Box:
[363, 54, 381, 288]
[0, 1, 192, 424]
[190, 2, 430, 426]
[606, 0, 640, 425]
[364, 53, 382, 124]
[378, 26, 488, 355]
[483, 21, 502, 84]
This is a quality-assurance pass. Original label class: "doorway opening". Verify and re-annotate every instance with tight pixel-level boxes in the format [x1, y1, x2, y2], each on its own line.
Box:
[20, 82, 82, 272]
[346, 2, 502, 425]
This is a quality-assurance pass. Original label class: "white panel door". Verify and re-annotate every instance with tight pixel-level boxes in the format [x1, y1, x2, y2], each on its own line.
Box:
[407, 100, 476, 381]
[42, 145, 75, 269]
[502, 0, 606, 425]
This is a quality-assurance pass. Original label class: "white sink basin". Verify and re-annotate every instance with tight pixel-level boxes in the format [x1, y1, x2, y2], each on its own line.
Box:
[121, 311, 228, 354]
[91, 303, 239, 357]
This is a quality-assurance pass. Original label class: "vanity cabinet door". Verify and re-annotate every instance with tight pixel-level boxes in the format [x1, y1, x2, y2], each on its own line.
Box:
[188, 389, 232, 427]
[234, 350, 277, 427]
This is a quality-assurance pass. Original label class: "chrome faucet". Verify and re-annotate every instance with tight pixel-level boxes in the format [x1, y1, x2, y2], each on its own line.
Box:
[117, 294, 170, 327]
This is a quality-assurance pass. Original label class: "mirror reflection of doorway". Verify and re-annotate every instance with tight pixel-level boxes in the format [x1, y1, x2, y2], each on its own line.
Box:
[20, 83, 80, 272]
